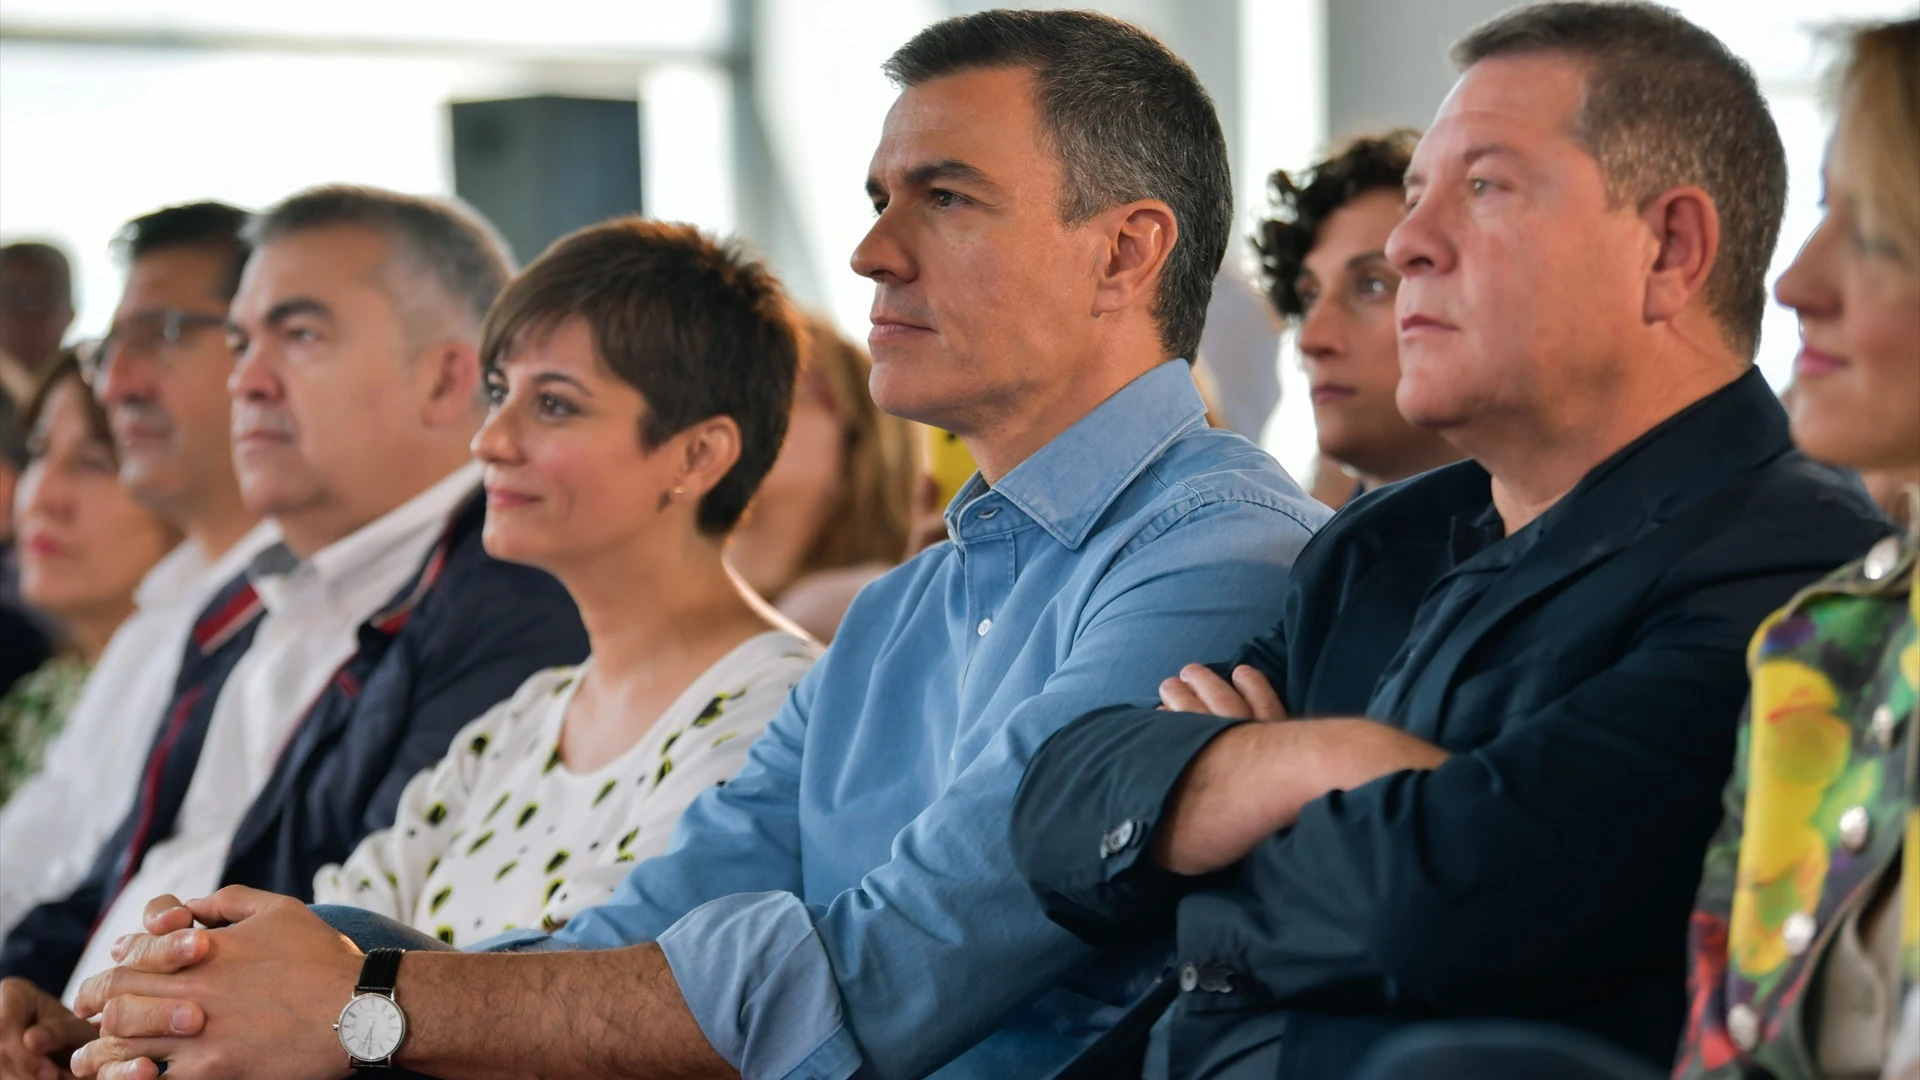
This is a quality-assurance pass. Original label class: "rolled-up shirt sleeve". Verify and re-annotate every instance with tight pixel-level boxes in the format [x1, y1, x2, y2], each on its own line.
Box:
[659, 892, 863, 1080]
[652, 496, 1313, 1080]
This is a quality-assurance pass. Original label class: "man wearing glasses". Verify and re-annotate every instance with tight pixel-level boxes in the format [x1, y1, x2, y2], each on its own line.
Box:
[0, 203, 278, 942]
[0, 188, 589, 1078]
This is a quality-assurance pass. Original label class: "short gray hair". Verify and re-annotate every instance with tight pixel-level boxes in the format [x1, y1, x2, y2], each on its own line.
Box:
[248, 184, 515, 344]
[1453, 1, 1786, 359]
[882, 9, 1233, 364]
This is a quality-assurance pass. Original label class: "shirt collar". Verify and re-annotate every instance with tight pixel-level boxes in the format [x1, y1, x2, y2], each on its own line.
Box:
[249, 460, 481, 613]
[950, 359, 1207, 550]
[133, 519, 282, 612]
[1546, 367, 1790, 533]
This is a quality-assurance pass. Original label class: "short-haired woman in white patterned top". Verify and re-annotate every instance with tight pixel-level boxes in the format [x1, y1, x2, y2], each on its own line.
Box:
[313, 219, 822, 945]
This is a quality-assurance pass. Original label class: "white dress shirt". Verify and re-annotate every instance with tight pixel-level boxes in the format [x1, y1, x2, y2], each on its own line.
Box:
[64, 462, 481, 1001]
[0, 521, 281, 937]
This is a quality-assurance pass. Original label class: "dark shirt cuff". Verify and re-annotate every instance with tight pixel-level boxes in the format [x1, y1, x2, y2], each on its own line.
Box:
[1010, 704, 1244, 946]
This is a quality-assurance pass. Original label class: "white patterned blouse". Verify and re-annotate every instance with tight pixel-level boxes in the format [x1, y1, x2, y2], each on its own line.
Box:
[314, 630, 819, 945]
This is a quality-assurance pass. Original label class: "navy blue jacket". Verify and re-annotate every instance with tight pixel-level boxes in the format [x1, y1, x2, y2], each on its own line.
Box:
[1011, 370, 1893, 1079]
[1, 489, 588, 994]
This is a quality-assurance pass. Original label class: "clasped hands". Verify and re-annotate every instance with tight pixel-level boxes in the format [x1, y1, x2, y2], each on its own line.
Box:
[0, 888, 362, 1080]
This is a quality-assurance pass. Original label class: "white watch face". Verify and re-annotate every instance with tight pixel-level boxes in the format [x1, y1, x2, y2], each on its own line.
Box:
[337, 993, 406, 1062]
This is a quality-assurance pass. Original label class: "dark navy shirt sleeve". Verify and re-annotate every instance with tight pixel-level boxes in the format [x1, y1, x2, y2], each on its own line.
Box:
[1010, 705, 1242, 946]
[1221, 555, 1848, 1013]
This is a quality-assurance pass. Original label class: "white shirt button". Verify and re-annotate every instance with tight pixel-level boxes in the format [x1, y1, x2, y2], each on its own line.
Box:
[1727, 1003, 1760, 1051]
[977, 618, 992, 636]
[1871, 703, 1897, 750]
[1839, 805, 1871, 852]
[1781, 911, 1816, 956]
[1862, 536, 1900, 581]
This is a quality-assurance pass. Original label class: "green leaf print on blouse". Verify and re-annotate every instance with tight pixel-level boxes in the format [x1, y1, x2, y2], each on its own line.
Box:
[483, 792, 510, 823]
[691, 689, 746, 728]
[546, 850, 570, 874]
[466, 829, 494, 854]
[469, 733, 489, 755]
[425, 801, 448, 825]
[543, 746, 563, 774]
[495, 860, 518, 881]
[516, 803, 539, 829]
[593, 779, 617, 807]
[429, 885, 452, 914]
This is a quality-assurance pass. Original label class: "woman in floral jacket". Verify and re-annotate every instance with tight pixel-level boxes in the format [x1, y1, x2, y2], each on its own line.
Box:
[1676, 17, 1920, 1080]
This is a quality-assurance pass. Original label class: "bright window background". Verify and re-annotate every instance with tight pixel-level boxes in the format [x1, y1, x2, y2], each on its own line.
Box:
[0, 0, 734, 337]
[1, 0, 1910, 466]
[1673, 0, 1916, 390]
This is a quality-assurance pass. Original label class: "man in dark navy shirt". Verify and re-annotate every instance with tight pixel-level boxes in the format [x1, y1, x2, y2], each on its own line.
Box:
[1010, 5, 1894, 1078]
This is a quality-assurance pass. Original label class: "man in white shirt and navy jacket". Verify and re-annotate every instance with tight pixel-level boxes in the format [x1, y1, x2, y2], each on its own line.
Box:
[0, 186, 587, 1020]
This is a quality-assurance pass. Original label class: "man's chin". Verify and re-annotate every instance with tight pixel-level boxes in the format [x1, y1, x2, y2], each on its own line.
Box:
[868, 368, 955, 428]
[119, 459, 180, 503]
[237, 474, 318, 521]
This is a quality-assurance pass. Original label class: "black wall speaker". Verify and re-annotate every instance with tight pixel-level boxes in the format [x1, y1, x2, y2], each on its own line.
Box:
[450, 95, 643, 266]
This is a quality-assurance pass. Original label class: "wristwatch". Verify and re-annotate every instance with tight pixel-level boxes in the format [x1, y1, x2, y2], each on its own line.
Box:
[334, 948, 408, 1070]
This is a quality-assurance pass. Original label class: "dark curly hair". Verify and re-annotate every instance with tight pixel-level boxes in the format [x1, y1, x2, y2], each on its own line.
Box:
[1252, 130, 1419, 322]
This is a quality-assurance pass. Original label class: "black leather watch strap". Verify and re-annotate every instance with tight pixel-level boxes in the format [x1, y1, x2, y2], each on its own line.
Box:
[356, 949, 404, 996]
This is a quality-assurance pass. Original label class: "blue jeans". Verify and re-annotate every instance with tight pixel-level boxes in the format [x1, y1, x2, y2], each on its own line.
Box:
[1349, 1021, 1668, 1080]
[312, 904, 458, 953]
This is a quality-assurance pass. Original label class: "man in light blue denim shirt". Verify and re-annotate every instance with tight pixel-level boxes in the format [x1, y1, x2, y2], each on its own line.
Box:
[67, 11, 1325, 1080]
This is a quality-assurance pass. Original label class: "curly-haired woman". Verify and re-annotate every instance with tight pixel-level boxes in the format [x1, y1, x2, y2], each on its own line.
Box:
[1255, 130, 1460, 509]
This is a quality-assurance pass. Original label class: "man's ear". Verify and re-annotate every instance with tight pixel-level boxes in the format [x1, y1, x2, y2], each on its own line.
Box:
[1091, 199, 1179, 319]
[419, 340, 485, 427]
[1641, 184, 1720, 327]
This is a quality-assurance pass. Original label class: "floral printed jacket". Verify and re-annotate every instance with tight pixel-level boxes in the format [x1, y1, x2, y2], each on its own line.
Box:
[1678, 527, 1918, 1078]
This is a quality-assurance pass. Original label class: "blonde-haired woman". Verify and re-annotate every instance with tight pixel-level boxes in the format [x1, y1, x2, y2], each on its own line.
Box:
[1677, 17, 1920, 1078]
[726, 314, 921, 640]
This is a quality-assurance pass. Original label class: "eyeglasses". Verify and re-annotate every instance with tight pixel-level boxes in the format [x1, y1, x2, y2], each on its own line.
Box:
[85, 309, 230, 384]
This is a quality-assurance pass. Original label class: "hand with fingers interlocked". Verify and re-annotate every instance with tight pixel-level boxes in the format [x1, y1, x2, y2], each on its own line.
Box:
[0, 894, 210, 1080]
[0, 976, 102, 1080]
[66, 888, 356, 1080]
